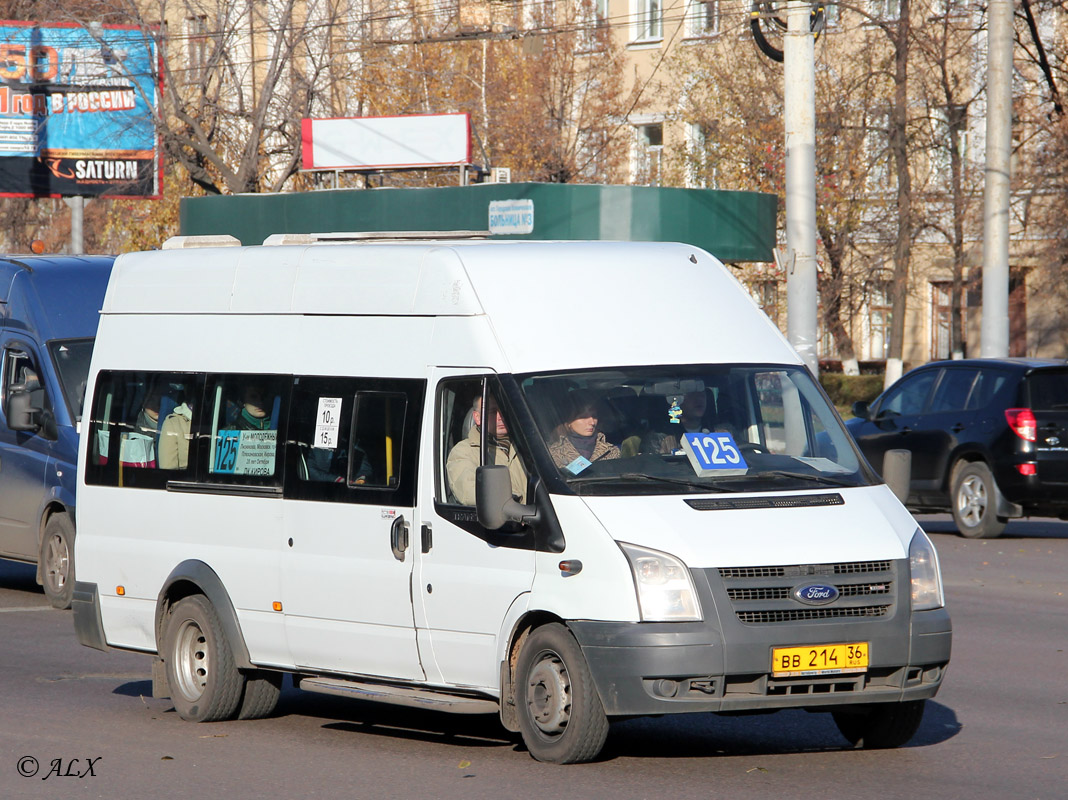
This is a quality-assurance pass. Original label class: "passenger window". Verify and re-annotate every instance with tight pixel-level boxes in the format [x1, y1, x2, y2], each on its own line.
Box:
[968, 369, 1011, 410]
[878, 371, 938, 417]
[285, 376, 424, 506]
[84, 371, 203, 489]
[928, 369, 979, 414]
[439, 379, 484, 505]
[205, 375, 288, 481]
[438, 378, 528, 507]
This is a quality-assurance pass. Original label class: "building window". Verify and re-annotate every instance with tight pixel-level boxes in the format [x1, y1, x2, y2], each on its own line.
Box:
[579, 0, 609, 50]
[865, 280, 891, 360]
[931, 281, 952, 360]
[635, 0, 662, 41]
[633, 123, 663, 185]
[869, 0, 900, 20]
[686, 122, 715, 188]
[686, 0, 720, 37]
[186, 15, 209, 85]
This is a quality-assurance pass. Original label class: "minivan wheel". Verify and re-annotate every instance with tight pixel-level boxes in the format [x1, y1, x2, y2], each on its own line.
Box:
[40, 514, 75, 609]
[163, 595, 245, 722]
[832, 700, 926, 748]
[516, 623, 609, 764]
[951, 462, 1007, 539]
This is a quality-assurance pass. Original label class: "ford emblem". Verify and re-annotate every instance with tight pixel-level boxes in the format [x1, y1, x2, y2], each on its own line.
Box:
[793, 583, 839, 605]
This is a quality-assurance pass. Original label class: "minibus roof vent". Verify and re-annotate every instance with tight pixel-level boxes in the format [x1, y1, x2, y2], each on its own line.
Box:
[262, 230, 491, 246]
[162, 235, 242, 250]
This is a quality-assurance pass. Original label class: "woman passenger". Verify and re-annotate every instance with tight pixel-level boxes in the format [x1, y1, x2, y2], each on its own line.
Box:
[548, 390, 621, 470]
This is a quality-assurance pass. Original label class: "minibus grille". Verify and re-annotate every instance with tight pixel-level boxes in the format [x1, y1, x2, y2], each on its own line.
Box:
[715, 560, 897, 625]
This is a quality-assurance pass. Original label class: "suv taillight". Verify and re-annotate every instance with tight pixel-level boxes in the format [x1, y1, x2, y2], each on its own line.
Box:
[1005, 408, 1037, 441]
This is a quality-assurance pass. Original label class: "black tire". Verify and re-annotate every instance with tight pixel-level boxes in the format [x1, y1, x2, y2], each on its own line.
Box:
[40, 514, 75, 609]
[162, 595, 245, 722]
[832, 699, 926, 749]
[515, 623, 609, 764]
[237, 670, 283, 720]
[951, 461, 1007, 539]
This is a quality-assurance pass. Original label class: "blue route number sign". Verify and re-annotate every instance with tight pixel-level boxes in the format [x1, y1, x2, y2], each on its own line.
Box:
[681, 431, 749, 477]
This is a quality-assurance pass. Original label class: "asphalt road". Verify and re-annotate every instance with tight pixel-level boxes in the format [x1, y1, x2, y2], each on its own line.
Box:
[0, 515, 1064, 799]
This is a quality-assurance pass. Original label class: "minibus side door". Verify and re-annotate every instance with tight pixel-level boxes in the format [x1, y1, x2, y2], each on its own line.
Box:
[413, 371, 536, 690]
[281, 376, 426, 681]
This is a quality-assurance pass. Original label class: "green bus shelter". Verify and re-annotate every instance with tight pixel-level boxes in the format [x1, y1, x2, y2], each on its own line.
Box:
[180, 182, 778, 263]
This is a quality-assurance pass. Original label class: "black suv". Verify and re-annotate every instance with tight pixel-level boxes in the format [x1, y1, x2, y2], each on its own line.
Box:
[845, 358, 1068, 538]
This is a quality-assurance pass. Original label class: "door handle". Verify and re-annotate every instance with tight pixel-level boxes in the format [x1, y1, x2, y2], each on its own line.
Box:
[421, 523, 432, 554]
[390, 515, 409, 562]
[951, 424, 965, 433]
[900, 426, 911, 434]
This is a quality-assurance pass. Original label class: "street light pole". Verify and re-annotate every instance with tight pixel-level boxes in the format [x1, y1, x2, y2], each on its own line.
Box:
[981, 0, 1012, 357]
[784, 0, 819, 375]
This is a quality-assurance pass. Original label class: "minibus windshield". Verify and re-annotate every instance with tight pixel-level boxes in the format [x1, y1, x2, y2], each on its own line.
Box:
[517, 365, 874, 495]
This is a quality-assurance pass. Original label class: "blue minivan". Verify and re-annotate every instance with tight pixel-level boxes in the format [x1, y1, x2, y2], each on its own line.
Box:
[0, 255, 114, 607]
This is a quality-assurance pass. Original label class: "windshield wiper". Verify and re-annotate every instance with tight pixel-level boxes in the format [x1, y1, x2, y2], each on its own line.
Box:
[569, 472, 732, 492]
[751, 470, 857, 487]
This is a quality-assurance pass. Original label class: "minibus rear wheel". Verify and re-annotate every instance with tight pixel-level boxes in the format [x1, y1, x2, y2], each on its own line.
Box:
[515, 623, 609, 764]
[832, 699, 926, 748]
[163, 595, 245, 722]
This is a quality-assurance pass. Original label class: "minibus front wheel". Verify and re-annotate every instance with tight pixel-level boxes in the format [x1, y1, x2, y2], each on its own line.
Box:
[163, 594, 245, 722]
[516, 623, 609, 764]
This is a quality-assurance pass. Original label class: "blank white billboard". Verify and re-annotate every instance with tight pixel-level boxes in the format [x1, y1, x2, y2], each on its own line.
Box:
[301, 113, 471, 171]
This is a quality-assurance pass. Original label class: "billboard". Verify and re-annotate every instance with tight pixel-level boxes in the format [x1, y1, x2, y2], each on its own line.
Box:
[0, 21, 160, 198]
[301, 113, 471, 172]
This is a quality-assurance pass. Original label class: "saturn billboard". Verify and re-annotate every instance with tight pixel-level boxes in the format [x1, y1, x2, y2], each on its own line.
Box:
[0, 21, 160, 198]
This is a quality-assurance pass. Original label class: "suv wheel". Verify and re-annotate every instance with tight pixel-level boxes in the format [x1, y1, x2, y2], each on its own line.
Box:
[951, 461, 1007, 539]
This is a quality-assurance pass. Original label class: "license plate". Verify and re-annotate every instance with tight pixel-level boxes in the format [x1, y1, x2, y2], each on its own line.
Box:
[772, 642, 869, 677]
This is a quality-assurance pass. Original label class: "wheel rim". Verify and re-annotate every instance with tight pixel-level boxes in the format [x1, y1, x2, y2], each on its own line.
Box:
[957, 475, 988, 527]
[172, 618, 210, 702]
[526, 650, 572, 738]
[43, 534, 69, 593]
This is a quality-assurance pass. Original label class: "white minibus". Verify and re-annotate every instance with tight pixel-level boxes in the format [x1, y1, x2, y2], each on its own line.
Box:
[73, 235, 950, 763]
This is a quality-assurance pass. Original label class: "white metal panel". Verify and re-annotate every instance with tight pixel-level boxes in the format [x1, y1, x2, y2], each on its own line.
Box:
[455, 241, 799, 374]
[75, 485, 289, 665]
[411, 247, 484, 316]
[103, 248, 238, 314]
[290, 244, 427, 314]
[412, 367, 535, 690]
[529, 495, 642, 623]
[230, 246, 301, 313]
[281, 500, 423, 680]
[580, 485, 912, 571]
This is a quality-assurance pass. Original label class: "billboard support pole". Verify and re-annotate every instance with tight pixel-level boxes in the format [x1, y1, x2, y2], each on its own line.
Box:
[65, 196, 84, 254]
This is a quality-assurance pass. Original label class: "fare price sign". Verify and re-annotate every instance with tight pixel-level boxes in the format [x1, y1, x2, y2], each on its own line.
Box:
[680, 431, 748, 477]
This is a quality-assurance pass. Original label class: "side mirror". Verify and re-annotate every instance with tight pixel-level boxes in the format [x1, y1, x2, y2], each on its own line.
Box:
[851, 400, 870, 421]
[6, 389, 41, 432]
[476, 465, 539, 530]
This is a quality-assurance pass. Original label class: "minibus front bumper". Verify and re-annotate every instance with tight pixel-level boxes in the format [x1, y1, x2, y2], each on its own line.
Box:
[567, 562, 951, 717]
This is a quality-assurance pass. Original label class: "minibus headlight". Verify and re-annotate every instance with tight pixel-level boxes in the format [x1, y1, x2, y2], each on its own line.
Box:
[909, 529, 945, 611]
[619, 542, 702, 622]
